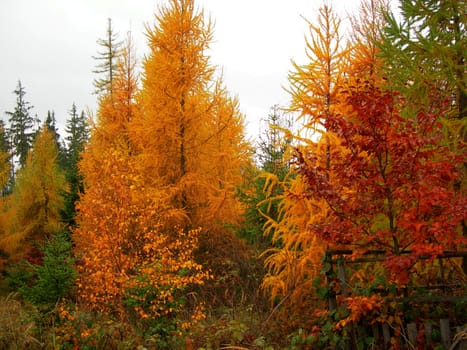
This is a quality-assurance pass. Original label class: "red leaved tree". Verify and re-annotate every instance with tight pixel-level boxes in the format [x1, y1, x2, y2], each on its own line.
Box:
[295, 81, 466, 284]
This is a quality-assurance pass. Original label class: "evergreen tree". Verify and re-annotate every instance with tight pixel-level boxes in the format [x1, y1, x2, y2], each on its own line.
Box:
[237, 105, 292, 248]
[93, 18, 123, 97]
[44, 111, 60, 146]
[0, 121, 11, 195]
[62, 103, 89, 227]
[256, 105, 293, 173]
[380, 0, 466, 120]
[65, 104, 89, 165]
[44, 110, 66, 167]
[18, 230, 77, 306]
[5, 81, 37, 170]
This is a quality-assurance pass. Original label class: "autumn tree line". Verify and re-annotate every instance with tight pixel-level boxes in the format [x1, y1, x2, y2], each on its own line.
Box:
[0, 0, 465, 348]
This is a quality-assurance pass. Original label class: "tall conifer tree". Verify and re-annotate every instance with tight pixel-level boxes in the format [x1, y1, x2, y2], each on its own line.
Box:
[0, 121, 10, 195]
[133, 0, 250, 232]
[61, 103, 89, 227]
[128, 0, 252, 307]
[262, 3, 349, 330]
[93, 18, 122, 97]
[5, 81, 37, 169]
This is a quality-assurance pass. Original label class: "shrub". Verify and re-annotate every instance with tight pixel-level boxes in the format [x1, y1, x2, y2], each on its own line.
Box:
[19, 231, 77, 306]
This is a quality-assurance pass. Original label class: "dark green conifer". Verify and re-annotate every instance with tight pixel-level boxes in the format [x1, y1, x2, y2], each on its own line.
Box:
[5, 81, 38, 169]
[61, 103, 89, 227]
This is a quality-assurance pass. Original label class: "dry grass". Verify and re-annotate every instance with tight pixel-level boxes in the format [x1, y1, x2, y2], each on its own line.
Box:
[0, 293, 41, 349]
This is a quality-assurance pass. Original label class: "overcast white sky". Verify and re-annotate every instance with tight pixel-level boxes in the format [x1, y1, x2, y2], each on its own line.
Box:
[0, 0, 364, 139]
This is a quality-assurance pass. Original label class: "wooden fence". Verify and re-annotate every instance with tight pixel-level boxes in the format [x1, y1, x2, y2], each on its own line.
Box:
[324, 250, 467, 349]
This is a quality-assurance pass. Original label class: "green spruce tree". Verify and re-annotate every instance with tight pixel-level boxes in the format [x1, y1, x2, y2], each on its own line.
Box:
[19, 230, 77, 307]
[237, 105, 292, 248]
[0, 121, 11, 195]
[5, 81, 38, 170]
[61, 103, 89, 227]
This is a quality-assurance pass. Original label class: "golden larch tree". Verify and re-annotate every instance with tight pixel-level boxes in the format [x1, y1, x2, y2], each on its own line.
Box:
[74, 33, 209, 325]
[0, 127, 65, 263]
[348, 0, 389, 86]
[261, 2, 349, 330]
[131, 0, 251, 271]
[132, 0, 249, 226]
[126, 0, 253, 307]
[74, 33, 141, 313]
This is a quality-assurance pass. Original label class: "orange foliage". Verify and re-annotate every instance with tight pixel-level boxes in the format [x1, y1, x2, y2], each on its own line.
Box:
[75, 132, 209, 321]
[348, 0, 388, 85]
[335, 294, 383, 331]
[261, 4, 347, 326]
[132, 0, 250, 234]
[77, 159, 207, 308]
[288, 3, 348, 133]
[0, 128, 65, 263]
[74, 2, 246, 322]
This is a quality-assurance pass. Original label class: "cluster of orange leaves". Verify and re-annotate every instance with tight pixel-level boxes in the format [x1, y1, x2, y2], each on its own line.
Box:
[53, 302, 96, 347]
[335, 294, 383, 330]
[124, 227, 211, 326]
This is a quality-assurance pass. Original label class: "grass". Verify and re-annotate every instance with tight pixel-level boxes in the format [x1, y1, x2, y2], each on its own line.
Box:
[0, 293, 41, 349]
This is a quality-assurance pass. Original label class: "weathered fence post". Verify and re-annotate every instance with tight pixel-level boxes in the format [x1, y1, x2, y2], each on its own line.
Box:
[424, 322, 432, 347]
[325, 251, 337, 311]
[337, 258, 349, 297]
[407, 323, 418, 346]
[382, 323, 391, 347]
[440, 318, 451, 348]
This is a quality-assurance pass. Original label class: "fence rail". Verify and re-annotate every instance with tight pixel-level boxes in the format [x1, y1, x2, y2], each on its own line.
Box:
[323, 249, 467, 349]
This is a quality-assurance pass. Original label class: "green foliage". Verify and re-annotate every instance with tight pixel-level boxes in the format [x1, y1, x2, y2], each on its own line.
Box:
[379, 0, 466, 120]
[43, 111, 64, 164]
[190, 306, 275, 350]
[5, 81, 37, 170]
[256, 105, 293, 173]
[235, 166, 270, 247]
[235, 105, 291, 248]
[4, 260, 35, 293]
[0, 121, 11, 195]
[123, 274, 187, 347]
[19, 231, 77, 306]
[61, 103, 89, 227]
